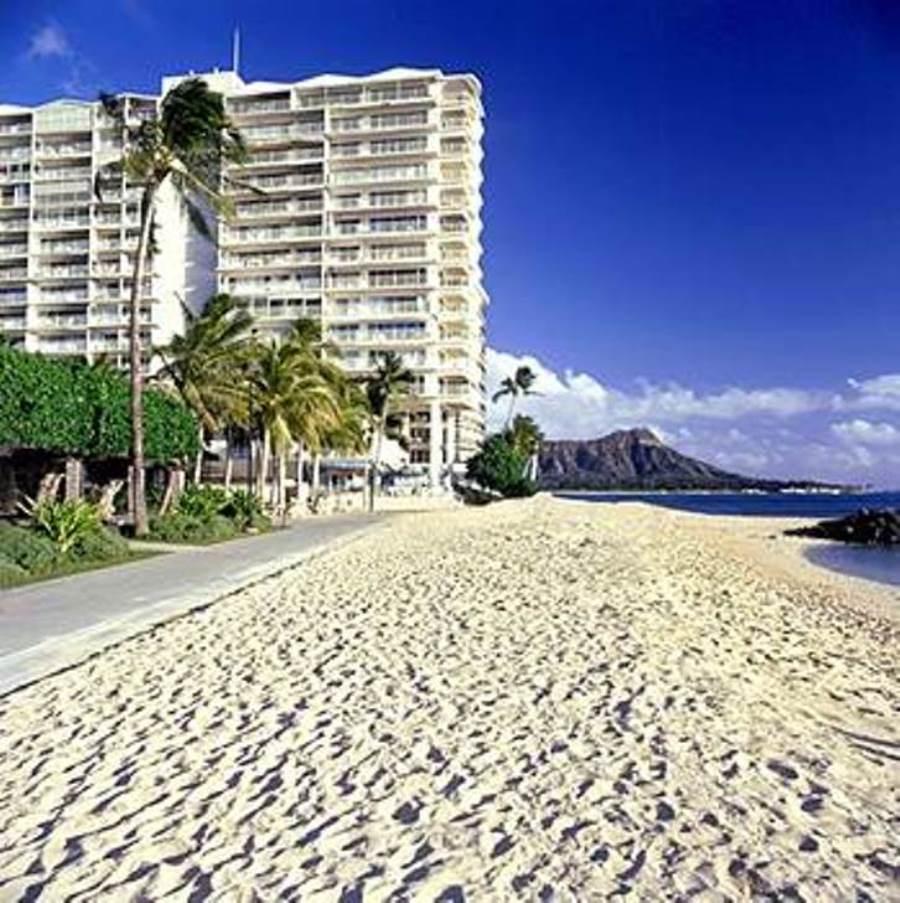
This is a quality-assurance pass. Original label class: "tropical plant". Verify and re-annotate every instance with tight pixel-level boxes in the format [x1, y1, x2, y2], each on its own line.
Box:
[175, 484, 231, 520]
[280, 319, 345, 499]
[505, 414, 544, 481]
[221, 489, 268, 531]
[0, 344, 198, 462]
[492, 365, 540, 429]
[96, 77, 250, 535]
[245, 338, 340, 511]
[365, 352, 415, 511]
[466, 434, 537, 499]
[155, 293, 254, 482]
[22, 498, 102, 556]
[0, 523, 59, 575]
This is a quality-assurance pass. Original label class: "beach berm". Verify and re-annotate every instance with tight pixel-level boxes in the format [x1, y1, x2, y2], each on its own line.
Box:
[0, 496, 897, 899]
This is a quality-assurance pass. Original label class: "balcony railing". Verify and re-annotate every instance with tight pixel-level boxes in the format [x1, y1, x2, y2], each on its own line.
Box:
[0, 317, 26, 329]
[229, 98, 292, 116]
[36, 167, 92, 182]
[37, 290, 88, 303]
[35, 143, 92, 158]
[222, 225, 322, 243]
[37, 265, 89, 278]
[234, 198, 322, 218]
[244, 123, 324, 143]
[37, 315, 88, 328]
[40, 240, 89, 254]
[0, 244, 27, 258]
[0, 123, 32, 136]
[0, 219, 28, 233]
[0, 291, 27, 305]
[34, 216, 90, 229]
[0, 268, 27, 281]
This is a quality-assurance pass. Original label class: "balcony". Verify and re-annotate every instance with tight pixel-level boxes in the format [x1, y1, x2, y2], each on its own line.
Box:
[0, 218, 28, 233]
[35, 143, 92, 159]
[37, 290, 88, 303]
[37, 265, 89, 279]
[0, 268, 27, 281]
[234, 198, 323, 219]
[221, 224, 322, 245]
[369, 270, 428, 289]
[243, 123, 324, 144]
[0, 244, 27, 259]
[0, 291, 27, 305]
[227, 277, 322, 295]
[0, 316, 26, 329]
[0, 147, 31, 163]
[331, 164, 429, 186]
[36, 166, 92, 183]
[0, 165, 31, 184]
[229, 98, 292, 116]
[34, 216, 90, 230]
[239, 147, 323, 166]
[0, 122, 32, 136]
[36, 314, 88, 329]
[35, 339, 87, 354]
[239, 172, 323, 191]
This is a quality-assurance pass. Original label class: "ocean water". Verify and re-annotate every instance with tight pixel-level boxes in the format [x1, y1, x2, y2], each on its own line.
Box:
[555, 491, 900, 589]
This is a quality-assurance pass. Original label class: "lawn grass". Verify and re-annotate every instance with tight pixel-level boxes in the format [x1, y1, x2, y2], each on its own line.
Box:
[0, 549, 163, 590]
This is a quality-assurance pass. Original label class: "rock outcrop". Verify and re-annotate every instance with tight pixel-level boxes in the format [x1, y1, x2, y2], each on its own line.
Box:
[786, 509, 900, 546]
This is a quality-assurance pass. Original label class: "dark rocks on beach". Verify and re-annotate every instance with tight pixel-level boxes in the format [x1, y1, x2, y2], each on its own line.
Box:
[785, 508, 900, 546]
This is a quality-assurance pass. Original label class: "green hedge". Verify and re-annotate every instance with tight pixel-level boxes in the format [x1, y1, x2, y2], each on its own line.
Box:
[0, 345, 198, 462]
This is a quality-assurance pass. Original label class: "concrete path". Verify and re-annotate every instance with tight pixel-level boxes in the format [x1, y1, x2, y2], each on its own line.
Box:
[0, 514, 383, 696]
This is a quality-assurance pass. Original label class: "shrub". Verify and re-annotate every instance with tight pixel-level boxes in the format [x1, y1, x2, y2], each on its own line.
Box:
[221, 489, 267, 530]
[0, 558, 27, 587]
[176, 484, 231, 520]
[69, 526, 131, 562]
[0, 523, 59, 574]
[25, 499, 101, 555]
[148, 511, 238, 544]
[466, 434, 538, 499]
[0, 344, 198, 461]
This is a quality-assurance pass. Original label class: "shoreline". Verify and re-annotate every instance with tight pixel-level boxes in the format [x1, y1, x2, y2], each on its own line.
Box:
[0, 497, 896, 898]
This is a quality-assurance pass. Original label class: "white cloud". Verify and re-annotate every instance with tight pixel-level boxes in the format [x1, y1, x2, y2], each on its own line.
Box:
[831, 418, 900, 447]
[28, 23, 70, 59]
[486, 348, 900, 485]
[844, 374, 900, 411]
[487, 347, 824, 438]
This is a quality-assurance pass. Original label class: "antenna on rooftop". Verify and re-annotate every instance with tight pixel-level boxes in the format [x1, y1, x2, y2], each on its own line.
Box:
[232, 27, 241, 73]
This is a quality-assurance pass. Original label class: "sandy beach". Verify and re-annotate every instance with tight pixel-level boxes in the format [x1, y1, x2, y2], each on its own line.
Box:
[0, 496, 897, 900]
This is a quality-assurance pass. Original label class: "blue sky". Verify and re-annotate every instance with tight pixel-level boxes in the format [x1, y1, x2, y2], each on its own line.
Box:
[4, 0, 900, 485]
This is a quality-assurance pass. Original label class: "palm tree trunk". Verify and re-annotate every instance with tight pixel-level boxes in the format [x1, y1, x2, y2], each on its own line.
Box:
[129, 185, 156, 536]
[277, 454, 287, 513]
[505, 392, 517, 430]
[368, 417, 386, 513]
[258, 430, 271, 503]
[295, 440, 306, 500]
[193, 423, 204, 485]
[312, 453, 321, 496]
[224, 430, 234, 491]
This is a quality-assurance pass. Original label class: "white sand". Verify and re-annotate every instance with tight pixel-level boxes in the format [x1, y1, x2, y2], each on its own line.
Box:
[0, 497, 897, 900]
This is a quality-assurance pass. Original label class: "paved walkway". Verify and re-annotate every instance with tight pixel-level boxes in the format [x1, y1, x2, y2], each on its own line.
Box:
[0, 514, 382, 696]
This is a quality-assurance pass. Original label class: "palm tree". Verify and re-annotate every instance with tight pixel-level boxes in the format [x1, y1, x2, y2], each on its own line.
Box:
[365, 351, 414, 511]
[282, 318, 345, 501]
[246, 339, 340, 513]
[155, 293, 254, 484]
[505, 414, 544, 481]
[95, 78, 249, 535]
[492, 364, 540, 429]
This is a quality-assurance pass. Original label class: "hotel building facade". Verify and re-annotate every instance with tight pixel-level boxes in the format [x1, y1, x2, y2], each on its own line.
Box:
[0, 66, 487, 484]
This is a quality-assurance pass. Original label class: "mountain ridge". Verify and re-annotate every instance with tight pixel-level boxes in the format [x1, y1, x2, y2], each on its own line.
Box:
[538, 428, 840, 491]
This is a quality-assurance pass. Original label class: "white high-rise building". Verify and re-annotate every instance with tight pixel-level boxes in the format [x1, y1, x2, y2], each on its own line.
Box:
[0, 66, 488, 480]
[0, 95, 213, 368]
